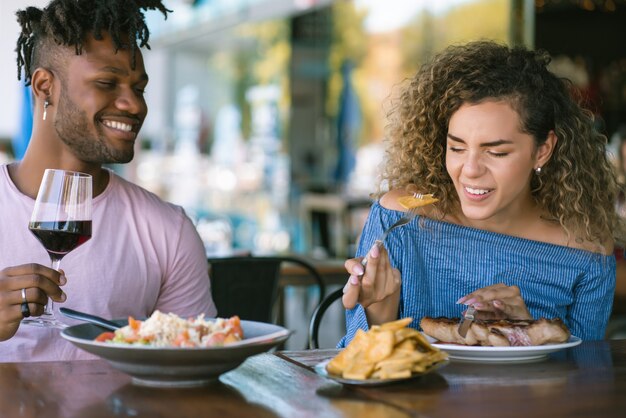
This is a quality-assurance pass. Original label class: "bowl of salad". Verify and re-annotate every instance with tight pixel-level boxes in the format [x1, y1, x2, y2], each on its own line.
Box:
[61, 311, 291, 388]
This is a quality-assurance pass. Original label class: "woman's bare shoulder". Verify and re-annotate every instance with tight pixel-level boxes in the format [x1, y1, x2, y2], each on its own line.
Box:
[379, 189, 440, 218]
[573, 235, 615, 256]
[379, 189, 407, 211]
[537, 219, 615, 256]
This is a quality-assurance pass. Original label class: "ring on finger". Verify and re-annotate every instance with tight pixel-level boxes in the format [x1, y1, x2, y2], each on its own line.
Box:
[20, 288, 31, 318]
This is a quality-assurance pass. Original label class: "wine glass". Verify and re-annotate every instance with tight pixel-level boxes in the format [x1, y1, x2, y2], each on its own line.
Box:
[24, 169, 92, 328]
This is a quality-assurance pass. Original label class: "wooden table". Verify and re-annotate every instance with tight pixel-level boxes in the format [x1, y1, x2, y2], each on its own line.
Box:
[2, 340, 625, 418]
[279, 257, 347, 288]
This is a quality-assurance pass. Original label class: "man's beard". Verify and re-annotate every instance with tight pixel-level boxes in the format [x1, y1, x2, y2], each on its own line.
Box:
[53, 90, 135, 164]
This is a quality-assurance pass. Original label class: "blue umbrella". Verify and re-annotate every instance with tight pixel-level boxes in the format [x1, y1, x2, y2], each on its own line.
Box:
[333, 60, 361, 187]
[12, 83, 33, 160]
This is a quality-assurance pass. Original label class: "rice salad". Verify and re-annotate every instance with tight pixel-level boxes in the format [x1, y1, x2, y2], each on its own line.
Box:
[94, 311, 243, 348]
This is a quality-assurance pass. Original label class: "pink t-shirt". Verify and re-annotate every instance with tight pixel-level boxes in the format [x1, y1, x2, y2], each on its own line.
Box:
[0, 165, 217, 362]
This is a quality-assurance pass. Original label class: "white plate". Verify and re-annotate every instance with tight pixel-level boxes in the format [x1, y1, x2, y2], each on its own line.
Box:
[429, 336, 582, 363]
[313, 358, 449, 387]
[61, 319, 291, 387]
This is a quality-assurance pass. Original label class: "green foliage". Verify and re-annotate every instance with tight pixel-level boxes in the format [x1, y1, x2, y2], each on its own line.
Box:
[401, 0, 510, 74]
[326, 1, 367, 118]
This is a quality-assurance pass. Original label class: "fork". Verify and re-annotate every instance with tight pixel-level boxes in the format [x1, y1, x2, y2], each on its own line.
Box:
[360, 193, 424, 269]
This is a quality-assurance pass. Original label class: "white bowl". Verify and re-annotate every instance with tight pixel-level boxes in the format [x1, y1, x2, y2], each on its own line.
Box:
[61, 319, 291, 387]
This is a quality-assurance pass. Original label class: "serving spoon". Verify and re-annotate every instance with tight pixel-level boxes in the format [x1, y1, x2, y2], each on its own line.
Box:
[59, 307, 121, 331]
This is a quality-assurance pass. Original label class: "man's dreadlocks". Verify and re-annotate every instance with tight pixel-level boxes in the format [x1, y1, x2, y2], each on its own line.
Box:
[16, 0, 171, 85]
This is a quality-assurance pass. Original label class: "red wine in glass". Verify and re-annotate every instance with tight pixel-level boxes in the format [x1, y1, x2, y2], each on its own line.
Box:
[23, 169, 92, 328]
[29, 220, 92, 263]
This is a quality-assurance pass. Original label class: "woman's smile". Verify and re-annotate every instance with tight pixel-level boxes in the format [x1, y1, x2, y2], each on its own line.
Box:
[463, 185, 494, 201]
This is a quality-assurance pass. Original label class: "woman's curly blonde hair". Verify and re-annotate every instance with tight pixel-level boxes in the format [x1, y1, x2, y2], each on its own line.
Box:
[382, 41, 625, 248]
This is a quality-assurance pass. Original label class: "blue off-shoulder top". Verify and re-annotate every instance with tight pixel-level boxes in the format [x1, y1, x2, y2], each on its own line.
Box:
[339, 201, 616, 346]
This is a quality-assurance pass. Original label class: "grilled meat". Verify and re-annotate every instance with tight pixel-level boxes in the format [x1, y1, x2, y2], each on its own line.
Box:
[420, 317, 570, 346]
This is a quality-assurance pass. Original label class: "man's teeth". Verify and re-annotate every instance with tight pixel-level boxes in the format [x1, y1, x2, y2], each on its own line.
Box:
[465, 187, 490, 195]
[102, 120, 132, 132]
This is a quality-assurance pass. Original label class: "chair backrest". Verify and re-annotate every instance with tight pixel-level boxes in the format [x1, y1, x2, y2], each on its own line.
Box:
[208, 255, 326, 324]
[308, 287, 344, 349]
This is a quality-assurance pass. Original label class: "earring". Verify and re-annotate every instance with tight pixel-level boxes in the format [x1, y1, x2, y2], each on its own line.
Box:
[43, 99, 49, 121]
[535, 166, 542, 174]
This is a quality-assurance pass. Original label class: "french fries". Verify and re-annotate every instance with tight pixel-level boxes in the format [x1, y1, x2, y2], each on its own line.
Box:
[326, 317, 448, 381]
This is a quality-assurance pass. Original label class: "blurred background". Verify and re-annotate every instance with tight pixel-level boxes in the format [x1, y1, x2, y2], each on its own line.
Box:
[2, 0, 626, 347]
[2, 0, 625, 260]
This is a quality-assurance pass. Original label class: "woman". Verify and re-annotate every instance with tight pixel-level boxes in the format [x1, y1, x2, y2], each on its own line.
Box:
[341, 41, 624, 344]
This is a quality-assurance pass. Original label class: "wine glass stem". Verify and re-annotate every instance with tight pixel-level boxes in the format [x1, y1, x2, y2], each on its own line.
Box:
[51, 258, 61, 271]
[44, 258, 62, 316]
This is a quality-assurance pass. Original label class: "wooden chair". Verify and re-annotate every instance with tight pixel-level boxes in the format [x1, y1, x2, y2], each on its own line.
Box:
[308, 287, 344, 349]
[208, 255, 325, 324]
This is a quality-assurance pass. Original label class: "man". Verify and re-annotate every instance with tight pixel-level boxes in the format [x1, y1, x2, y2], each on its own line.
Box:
[0, 0, 217, 361]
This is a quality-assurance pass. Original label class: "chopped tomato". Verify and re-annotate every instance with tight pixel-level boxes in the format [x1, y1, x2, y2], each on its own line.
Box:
[95, 332, 115, 342]
[223, 333, 239, 344]
[228, 316, 243, 339]
[128, 316, 141, 331]
[173, 330, 191, 347]
[205, 332, 226, 346]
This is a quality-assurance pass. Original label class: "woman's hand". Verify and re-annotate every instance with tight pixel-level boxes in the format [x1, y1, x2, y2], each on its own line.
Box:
[0, 264, 67, 341]
[342, 243, 402, 325]
[457, 283, 531, 320]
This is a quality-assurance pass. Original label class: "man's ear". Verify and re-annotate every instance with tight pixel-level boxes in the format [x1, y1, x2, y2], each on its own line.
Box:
[536, 130, 558, 167]
[31, 68, 55, 101]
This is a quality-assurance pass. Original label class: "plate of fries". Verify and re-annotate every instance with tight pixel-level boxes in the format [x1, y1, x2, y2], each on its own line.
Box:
[315, 318, 449, 386]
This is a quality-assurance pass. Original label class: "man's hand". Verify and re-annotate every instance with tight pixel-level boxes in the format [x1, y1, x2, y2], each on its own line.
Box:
[0, 264, 66, 341]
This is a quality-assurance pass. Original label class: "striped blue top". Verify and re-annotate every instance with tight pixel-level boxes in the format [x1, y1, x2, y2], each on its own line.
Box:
[339, 201, 616, 346]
